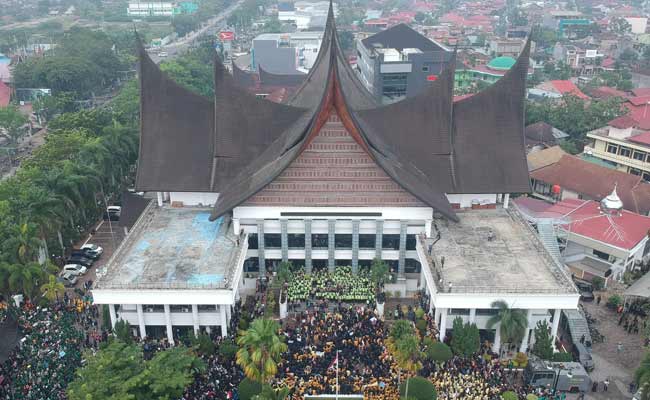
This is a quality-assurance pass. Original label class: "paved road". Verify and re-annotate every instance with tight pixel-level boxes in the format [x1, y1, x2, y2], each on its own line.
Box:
[72, 219, 126, 291]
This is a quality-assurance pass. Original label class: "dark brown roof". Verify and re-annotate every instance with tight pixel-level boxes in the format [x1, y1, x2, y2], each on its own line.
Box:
[134, 1, 532, 222]
[525, 121, 562, 147]
[258, 65, 306, 87]
[530, 154, 650, 215]
[119, 192, 152, 230]
[361, 23, 447, 52]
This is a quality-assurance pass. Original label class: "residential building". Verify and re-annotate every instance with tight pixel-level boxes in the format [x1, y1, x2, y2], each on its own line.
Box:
[525, 122, 569, 151]
[278, 1, 337, 30]
[531, 80, 589, 100]
[127, 2, 174, 17]
[355, 24, 452, 103]
[552, 44, 606, 76]
[252, 32, 323, 74]
[456, 56, 532, 91]
[624, 16, 648, 34]
[92, 11, 578, 352]
[585, 117, 650, 180]
[489, 38, 530, 58]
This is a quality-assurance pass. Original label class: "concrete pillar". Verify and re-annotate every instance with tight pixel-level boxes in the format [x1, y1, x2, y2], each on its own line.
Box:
[434, 307, 441, 327]
[233, 218, 240, 235]
[220, 305, 228, 337]
[551, 308, 561, 350]
[304, 219, 312, 274]
[520, 309, 533, 353]
[398, 221, 407, 277]
[205, 325, 211, 334]
[439, 308, 448, 341]
[108, 304, 117, 329]
[469, 308, 477, 324]
[164, 304, 174, 345]
[425, 219, 432, 238]
[493, 324, 501, 354]
[352, 220, 360, 273]
[280, 219, 288, 263]
[375, 220, 383, 260]
[157, 192, 163, 206]
[192, 304, 199, 336]
[257, 220, 265, 277]
[328, 220, 335, 272]
[136, 304, 146, 338]
[225, 304, 231, 321]
[503, 193, 510, 209]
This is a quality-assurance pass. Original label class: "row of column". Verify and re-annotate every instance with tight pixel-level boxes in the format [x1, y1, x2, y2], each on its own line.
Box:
[257, 219, 409, 276]
[434, 307, 562, 353]
[108, 303, 231, 345]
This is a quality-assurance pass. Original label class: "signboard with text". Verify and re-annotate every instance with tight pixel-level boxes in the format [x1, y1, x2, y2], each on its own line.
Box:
[219, 31, 235, 41]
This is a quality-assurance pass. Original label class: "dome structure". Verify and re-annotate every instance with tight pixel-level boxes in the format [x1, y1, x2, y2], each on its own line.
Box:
[487, 56, 517, 71]
[601, 185, 624, 213]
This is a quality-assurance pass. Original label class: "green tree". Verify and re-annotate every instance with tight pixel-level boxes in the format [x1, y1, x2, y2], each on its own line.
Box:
[394, 334, 423, 400]
[370, 258, 391, 289]
[426, 341, 452, 364]
[0, 262, 46, 299]
[252, 385, 290, 400]
[450, 317, 480, 357]
[532, 320, 554, 360]
[3, 222, 42, 263]
[40, 274, 65, 302]
[486, 300, 528, 354]
[610, 17, 632, 34]
[399, 376, 437, 400]
[113, 319, 133, 343]
[0, 105, 28, 150]
[236, 318, 288, 383]
[635, 352, 650, 400]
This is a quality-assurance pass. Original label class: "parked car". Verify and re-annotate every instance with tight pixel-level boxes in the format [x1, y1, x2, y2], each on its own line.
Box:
[103, 205, 121, 221]
[579, 290, 595, 302]
[81, 243, 103, 257]
[61, 264, 87, 276]
[67, 255, 93, 267]
[573, 277, 593, 292]
[71, 249, 100, 260]
[572, 342, 595, 372]
[58, 272, 78, 287]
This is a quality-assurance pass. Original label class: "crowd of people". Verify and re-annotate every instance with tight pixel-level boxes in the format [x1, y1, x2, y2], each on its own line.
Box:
[427, 357, 510, 400]
[0, 293, 102, 400]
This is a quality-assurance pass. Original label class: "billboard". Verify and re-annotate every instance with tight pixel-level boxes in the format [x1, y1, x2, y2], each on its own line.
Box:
[219, 31, 235, 41]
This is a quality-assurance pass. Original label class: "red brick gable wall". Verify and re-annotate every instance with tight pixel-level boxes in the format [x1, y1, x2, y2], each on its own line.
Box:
[244, 111, 425, 207]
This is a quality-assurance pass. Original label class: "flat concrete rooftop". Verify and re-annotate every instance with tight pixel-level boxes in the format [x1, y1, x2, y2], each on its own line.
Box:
[425, 209, 576, 294]
[96, 206, 242, 290]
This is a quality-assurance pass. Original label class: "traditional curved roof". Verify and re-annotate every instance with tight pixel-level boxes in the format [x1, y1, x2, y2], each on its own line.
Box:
[134, 2, 532, 223]
[258, 65, 306, 87]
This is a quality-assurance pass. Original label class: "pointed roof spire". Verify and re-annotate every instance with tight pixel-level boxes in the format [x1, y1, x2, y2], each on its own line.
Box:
[602, 183, 624, 212]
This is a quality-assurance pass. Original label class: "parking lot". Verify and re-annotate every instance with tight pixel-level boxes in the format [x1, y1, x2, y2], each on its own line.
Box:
[71, 219, 126, 290]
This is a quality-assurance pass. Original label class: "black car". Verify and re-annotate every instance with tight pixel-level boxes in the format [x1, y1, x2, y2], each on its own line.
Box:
[580, 290, 595, 302]
[67, 255, 93, 267]
[70, 249, 100, 260]
[573, 277, 593, 293]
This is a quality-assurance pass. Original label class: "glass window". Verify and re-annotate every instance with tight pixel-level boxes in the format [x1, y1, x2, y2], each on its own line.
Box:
[630, 167, 642, 176]
[405, 258, 421, 273]
[475, 309, 498, 316]
[264, 233, 281, 248]
[312, 259, 328, 272]
[406, 234, 416, 250]
[143, 305, 164, 312]
[386, 260, 398, 272]
[359, 234, 376, 249]
[335, 259, 351, 267]
[265, 259, 279, 271]
[633, 151, 646, 161]
[382, 234, 400, 250]
[169, 305, 191, 312]
[422, 65, 429, 72]
[197, 305, 216, 311]
[244, 257, 259, 272]
[248, 233, 258, 249]
[619, 146, 632, 157]
[288, 260, 304, 271]
[382, 73, 408, 99]
[358, 259, 372, 272]
[312, 234, 328, 248]
[643, 172, 650, 182]
[607, 144, 618, 154]
[335, 234, 352, 249]
[288, 234, 305, 248]
[592, 249, 610, 261]
[450, 308, 470, 315]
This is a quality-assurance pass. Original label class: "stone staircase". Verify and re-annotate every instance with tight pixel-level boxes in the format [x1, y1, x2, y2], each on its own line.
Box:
[536, 221, 562, 263]
[563, 308, 592, 346]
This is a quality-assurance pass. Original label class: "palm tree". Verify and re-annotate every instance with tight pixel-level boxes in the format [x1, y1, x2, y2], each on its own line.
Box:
[636, 353, 650, 400]
[252, 385, 290, 400]
[3, 222, 43, 264]
[236, 318, 288, 384]
[6, 262, 45, 299]
[387, 320, 417, 389]
[40, 274, 65, 302]
[394, 335, 423, 400]
[486, 300, 528, 356]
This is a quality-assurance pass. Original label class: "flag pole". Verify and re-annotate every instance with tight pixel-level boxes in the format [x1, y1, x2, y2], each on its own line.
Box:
[336, 350, 340, 400]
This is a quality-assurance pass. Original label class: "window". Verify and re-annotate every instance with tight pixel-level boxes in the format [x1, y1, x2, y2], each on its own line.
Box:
[312, 234, 328, 248]
[382, 234, 400, 250]
[406, 234, 416, 250]
[475, 309, 498, 316]
[244, 257, 259, 272]
[643, 172, 650, 182]
[422, 65, 429, 72]
[312, 259, 328, 272]
[170, 305, 191, 312]
[288, 234, 305, 248]
[619, 146, 632, 157]
[335, 234, 352, 249]
[386, 260, 398, 272]
[630, 167, 642, 176]
[450, 308, 470, 315]
[264, 233, 281, 248]
[248, 233, 258, 249]
[382, 73, 408, 99]
[198, 305, 216, 311]
[634, 151, 646, 161]
[592, 249, 610, 261]
[358, 259, 372, 272]
[336, 259, 351, 267]
[359, 234, 376, 249]
[143, 305, 164, 313]
[405, 258, 421, 273]
[607, 144, 618, 154]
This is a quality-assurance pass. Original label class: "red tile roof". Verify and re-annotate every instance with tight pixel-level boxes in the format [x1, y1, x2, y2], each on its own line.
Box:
[608, 115, 637, 129]
[628, 131, 650, 146]
[529, 154, 650, 215]
[632, 88, 650, 97]
[550, 80, 589, 99]
[590, 86, 628, 99]
[514, 197, 650, 250]
[0, 80, 9, 107]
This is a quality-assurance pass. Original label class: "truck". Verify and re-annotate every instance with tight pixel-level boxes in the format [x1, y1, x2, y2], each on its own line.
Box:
[525, 357, 591, 393]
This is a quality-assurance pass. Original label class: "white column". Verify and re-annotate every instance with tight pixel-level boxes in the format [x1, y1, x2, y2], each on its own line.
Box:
[503, 193, 510, 209]
[434, 307, 441, 327]
[551, 308, 561, 350]
[225, 304, 231, 322]
[192, 304, 199, 336]
[425, 219, 432, 238]
[469, 308, 476, 324]
[205, 325, 211, 334]
[157, 192, 163, 206]
[108, 304, 117, 329]
[220, 305, 228, 337]
[164, 304, 174, 345]
[492, 324, 501, 354]
[438, 308, 448, 341]
[520, 309, 533, 353]
[233, 218, 240, 235]
[136, 304, 146, 338]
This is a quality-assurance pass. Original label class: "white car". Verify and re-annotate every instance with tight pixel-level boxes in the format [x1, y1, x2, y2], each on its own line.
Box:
[81, 243, 103, 256]
[61, 264, 87, 276]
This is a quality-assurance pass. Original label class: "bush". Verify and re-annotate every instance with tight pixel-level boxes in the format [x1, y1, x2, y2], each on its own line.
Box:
[238, 378, 262, 400]
[399, 376, 437, 400]
[191, 333, 215, 355]
[526, 394, 539, 400]
[415, 319, 427, 333]
[607, 294, 623, 308]
[239, 317, 250, 331]
[218, 339, 238, 360]
[427, 342, 452, 363]
[501, 391, 518, 400]
[551, 352, 573, 362]
[591, 276, 605, 291]
[513, 352, 528, 368]
[414, 307, 425, 319]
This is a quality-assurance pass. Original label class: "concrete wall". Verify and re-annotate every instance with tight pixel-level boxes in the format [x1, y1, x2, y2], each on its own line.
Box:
[252, 40, 297, 74]
[169, 192, 219, 207]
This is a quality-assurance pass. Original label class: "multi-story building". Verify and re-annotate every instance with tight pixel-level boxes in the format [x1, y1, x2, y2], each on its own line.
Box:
[127, 2, 174, 17]
[585, 117, 650, 181]
[93, 12, 578, 351]
[278, 1, 336, 30]
[355, 24, 452, 103]
[252, 32, 323, 74]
